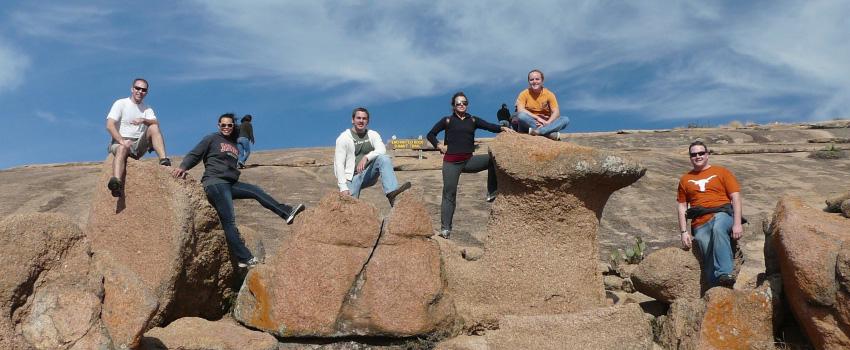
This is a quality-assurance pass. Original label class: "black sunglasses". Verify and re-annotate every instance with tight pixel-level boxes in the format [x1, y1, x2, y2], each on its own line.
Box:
[219, 123, 234, 128]
[133, 86, 148, 92]
[689, 151, 707, 157]
[454, 101, 469, 106]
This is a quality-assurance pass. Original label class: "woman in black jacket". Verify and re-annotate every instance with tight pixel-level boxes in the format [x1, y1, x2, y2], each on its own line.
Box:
[171, 113, 304, 268]
[426, 92, 514, 238]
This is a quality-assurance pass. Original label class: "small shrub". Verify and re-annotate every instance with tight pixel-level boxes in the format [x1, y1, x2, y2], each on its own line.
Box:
[809, 143, 847, 160]
[726, 120, 744, 128]
[610, 236, 648, 267]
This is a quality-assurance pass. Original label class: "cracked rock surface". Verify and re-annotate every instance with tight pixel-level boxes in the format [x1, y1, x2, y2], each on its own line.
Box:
[233, 191, 454, 337]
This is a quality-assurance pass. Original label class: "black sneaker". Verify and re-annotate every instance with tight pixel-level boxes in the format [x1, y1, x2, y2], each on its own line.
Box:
[159, 158, 172, 166]
[107, 177, 123, 197]
[486, 190, 498, 202]
[717, 274, 736, 288]
[237, 257, 260, 268]
[386, 182, 412, 206]
[285, 204, 305, 225]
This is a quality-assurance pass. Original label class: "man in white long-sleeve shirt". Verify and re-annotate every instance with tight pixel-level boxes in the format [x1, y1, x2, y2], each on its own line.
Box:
[333, 107, 411, 206]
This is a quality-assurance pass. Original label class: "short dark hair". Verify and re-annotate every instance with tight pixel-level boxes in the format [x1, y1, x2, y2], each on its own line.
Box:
[450, 91, 467, 106]
[351, 107, 369, 119]
[528, 69, 544, 81]
[218, 113, 236, 124]
[241, 114, 252, 123]
[133, 78, 148, 88]
[688, 140, 708, 153]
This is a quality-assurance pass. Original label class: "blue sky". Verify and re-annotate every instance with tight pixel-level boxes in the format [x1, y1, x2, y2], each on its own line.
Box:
[2, 1, 849, 169]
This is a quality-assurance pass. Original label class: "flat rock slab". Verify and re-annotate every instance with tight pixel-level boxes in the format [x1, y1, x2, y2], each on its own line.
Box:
[141, 317, 278, 350]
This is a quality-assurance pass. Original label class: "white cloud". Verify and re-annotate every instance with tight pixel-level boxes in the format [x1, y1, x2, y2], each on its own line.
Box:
[34, 110, 57, 123]
[0, 39, 29, 93]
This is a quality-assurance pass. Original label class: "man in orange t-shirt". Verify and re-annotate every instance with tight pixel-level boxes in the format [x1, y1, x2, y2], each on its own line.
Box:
[676, 140, 743, 288]
[514, 69, 569, 141]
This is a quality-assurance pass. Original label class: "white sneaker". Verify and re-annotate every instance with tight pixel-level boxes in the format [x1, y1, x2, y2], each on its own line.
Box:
[546, 132, 560, 141]
[285, 204, 305, 225]
[238, 257, 260, 268]
[438, 229, 451, 239]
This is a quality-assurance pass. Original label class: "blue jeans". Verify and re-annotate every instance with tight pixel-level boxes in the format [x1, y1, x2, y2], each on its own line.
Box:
[692, 212, 734, 286]
[348, 154, 400, 198]
[237, 137, 251, 165]
[204, 181, 295, 261]
[516, 111, 570, 135]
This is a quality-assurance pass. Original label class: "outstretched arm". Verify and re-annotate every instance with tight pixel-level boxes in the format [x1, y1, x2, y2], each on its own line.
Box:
[172, 135, 211, 178]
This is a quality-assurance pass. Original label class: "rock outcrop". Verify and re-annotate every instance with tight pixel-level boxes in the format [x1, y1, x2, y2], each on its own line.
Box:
[0, 213, 112, 350]
[771, 196, 850, 349]
[436, 304, 652, 350]
[86, 158, 237, 348]
[657, 279, 780, 350]
[444, 134, 646, 320]
[140, 317, 278, 350]
[234, 192, 453, 337]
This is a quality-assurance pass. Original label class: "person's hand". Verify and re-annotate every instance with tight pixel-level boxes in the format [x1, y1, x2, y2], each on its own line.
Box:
[341, 190, 351, 196]
[501, 126, 516, 133]
[731, 223, 743, 240]
[356, 157, 369, 174]
[681, 231, 692, 249]
[130, 117, 146, 125]
[171, 167, 187, 179]
[438, 144, 447, 154]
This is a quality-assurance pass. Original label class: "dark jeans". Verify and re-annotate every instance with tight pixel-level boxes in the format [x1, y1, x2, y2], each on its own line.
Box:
[204, 181, 295, 261]
[441, 154, 497, 231]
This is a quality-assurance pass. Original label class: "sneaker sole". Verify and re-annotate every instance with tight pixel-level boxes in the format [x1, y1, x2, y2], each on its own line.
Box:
[286, 204, 305, 224]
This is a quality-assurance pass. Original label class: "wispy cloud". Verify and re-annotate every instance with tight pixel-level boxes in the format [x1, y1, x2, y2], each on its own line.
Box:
[0, 39, 29, 93]
[34, 110, 57, 123]
[183, 1, 850, 120]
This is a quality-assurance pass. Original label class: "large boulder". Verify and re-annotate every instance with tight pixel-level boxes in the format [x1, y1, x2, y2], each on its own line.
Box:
[140, 317, 278, 350]
[632, 247, 703, 303]
[444, 134, 646, 320]
[0, 213, 112, 350]
[658, 276, 785, 349]
[436, 304, 653, 350]
[86, 158, 237, 348]
[770, 196, 850, 349]
[234, 191, 453, 337]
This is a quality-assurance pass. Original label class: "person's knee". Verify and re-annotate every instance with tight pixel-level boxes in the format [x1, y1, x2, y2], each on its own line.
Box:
[147, 123, 161, 135]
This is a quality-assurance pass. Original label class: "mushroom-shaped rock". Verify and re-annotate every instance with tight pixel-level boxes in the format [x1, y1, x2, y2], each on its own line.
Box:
[445, 134, 646, 319]
[86, 158, 237, 348]
[771, 196, 850, 349]
[0, 213, 111, 350]
[234, 191, 453, 337]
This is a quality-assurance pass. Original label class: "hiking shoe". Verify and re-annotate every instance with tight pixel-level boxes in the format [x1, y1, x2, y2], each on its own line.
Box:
[438, 229, 451, 239]
[285, 204, 306, 225]
[107, 177, 123, 197]
[237, 257, 260, 268]
[529, 128, 540, 136]
[717, 274, 736, 288]
[386, 181, 412, 206]
[238, 163, 246, 169]
[546, 132, 561, 141]
[486, 191, 498, 202]
[159, 158, 172, 166]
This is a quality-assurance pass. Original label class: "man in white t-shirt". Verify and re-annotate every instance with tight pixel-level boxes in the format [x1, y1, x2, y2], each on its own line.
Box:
[105, 78, 170, 197]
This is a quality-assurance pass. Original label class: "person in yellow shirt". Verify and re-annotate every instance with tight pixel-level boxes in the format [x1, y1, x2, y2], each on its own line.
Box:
[514, 69, 569, 141]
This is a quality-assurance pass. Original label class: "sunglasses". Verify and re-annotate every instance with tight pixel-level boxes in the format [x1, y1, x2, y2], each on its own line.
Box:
[219, 123, 234, 128]
[454, 101, 469, 107]
[133, 86, 148, 93]
[689, 151, 707, 157]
